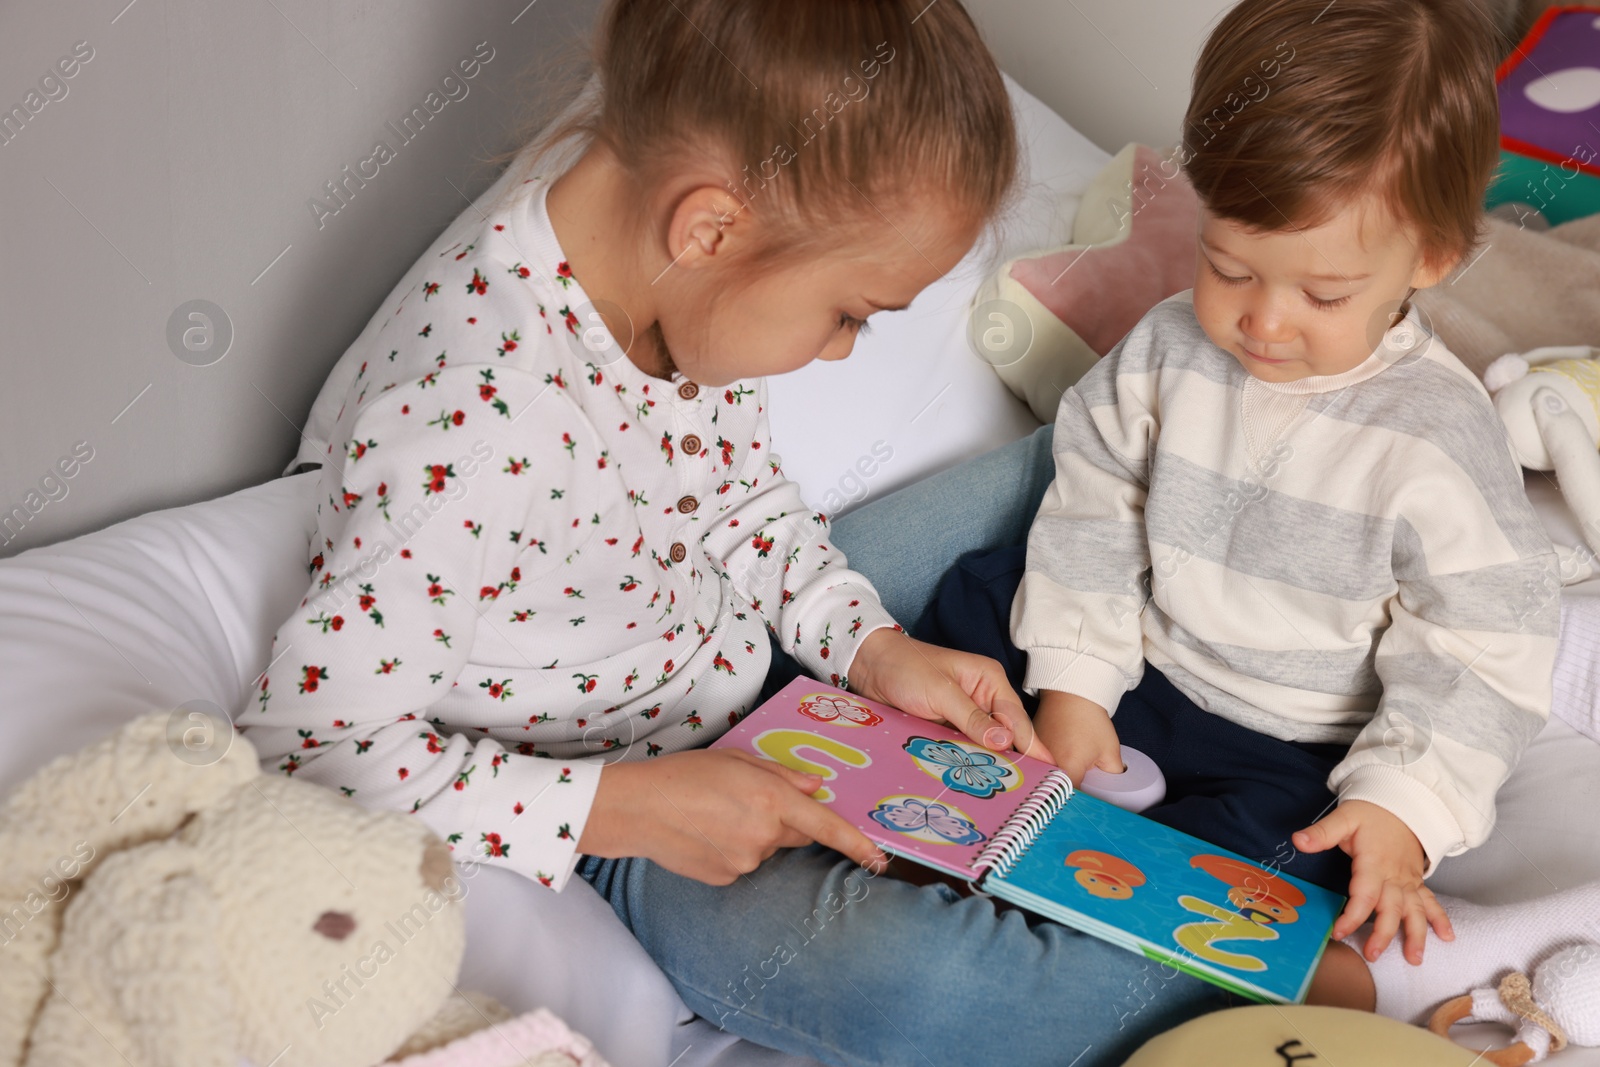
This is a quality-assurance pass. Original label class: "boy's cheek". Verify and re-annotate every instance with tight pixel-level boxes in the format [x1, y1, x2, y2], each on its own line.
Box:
[1188, 285, 1233, 353]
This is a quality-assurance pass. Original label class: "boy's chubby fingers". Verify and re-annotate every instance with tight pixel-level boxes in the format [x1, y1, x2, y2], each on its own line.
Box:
[1421, 887, 1455, 941]
[1093, 748, 1127, 775]
[1364, 883, 1404, 961]
[1332, 877, 1379, 941]
[1402, 897, 1431, 964]
[1292, 808, 1353, 856]
[1060, 747, 1099, 788]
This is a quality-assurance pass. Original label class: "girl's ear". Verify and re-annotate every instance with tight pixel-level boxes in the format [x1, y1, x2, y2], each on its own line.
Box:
[666, 185, 752, 271]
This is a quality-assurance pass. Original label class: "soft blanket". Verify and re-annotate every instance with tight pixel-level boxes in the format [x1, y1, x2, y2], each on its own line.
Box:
[1415, 212, 1600, 381]
[1553, 596, 1600, 747]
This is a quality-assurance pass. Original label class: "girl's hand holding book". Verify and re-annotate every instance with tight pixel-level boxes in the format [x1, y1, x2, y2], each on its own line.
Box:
[848, 628, 1048, 761]
[579, 749, 890, 886]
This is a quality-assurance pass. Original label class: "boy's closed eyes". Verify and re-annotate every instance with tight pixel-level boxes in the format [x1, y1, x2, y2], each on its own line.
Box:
[1192, 194, 1458, 383]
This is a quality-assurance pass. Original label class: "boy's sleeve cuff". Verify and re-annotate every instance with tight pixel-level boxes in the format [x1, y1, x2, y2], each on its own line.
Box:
[1021, 649, 1130, 713]
[1334, 765, 1464, 877]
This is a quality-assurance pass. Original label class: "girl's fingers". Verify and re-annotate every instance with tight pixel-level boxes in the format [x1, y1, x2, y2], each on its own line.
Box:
[782, 790, 886, 872]
[780, 768, 825, 795]
[992, 708, 1030, 754]
[978, 665, 1031, 746]
[996, 708, 1054, 763]
[728, 748, 824, 795]
[935, 688, 1011, 751]
[927, 649, 1016, 751]
[775, 826, 814, 849]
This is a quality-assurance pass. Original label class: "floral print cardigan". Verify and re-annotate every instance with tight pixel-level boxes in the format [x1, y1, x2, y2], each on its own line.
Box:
[242, 178, 899, 890]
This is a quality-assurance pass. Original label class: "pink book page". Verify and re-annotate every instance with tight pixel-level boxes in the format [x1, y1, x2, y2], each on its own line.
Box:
[710, 678, 1065, 880]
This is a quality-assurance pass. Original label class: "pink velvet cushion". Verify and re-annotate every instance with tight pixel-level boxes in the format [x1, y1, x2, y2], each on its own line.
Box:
[389, 1007, 609, 1066]
[1009, 144, 1199, 359]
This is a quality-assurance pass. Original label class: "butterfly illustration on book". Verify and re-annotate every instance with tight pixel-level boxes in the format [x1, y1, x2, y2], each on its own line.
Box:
[868, 796, 986, 846]
[903, 737, 1017, 799]
[797, 693, 883, 728]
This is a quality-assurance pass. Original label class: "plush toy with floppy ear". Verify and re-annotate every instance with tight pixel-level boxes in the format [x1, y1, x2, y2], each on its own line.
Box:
[1485, 345, 1600, 577]
[0, 710, 608, 1067]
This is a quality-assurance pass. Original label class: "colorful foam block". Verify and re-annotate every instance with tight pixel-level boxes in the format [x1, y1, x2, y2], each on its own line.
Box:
[1488, 6, 1600, 226]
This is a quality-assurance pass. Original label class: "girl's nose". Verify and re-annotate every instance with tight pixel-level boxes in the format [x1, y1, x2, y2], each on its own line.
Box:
[818, 333, 856, 363]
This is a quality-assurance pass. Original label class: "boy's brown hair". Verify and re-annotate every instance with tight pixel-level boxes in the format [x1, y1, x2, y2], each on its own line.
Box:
[1181, 0, 1502, 270]
[494, 0, 1018, 267]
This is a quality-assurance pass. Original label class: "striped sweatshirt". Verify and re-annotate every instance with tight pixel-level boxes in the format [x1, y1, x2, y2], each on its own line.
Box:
[1012, 292, 1560, 870]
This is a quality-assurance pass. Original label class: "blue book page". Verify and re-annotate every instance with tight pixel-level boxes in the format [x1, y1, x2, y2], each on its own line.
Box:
[983, 792, 1344, 1003]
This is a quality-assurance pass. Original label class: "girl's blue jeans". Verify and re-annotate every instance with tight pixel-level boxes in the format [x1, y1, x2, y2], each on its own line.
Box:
[576, 425, 1236, 1067]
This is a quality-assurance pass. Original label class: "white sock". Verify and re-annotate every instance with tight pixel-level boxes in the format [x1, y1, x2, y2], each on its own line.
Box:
[1347, 884, 1600, 1026]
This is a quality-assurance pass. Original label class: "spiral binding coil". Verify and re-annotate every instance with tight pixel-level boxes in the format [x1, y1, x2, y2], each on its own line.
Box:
[971, 768, 1075, 879]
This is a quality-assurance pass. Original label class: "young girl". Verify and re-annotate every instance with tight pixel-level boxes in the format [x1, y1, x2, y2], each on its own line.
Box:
[242, 1, 1594, 1061]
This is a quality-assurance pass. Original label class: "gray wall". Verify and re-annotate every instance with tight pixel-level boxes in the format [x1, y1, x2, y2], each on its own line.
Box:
[964, 0, 1537, 155]
[1, 0, 597, 556]
[964, 0, 1239, 154]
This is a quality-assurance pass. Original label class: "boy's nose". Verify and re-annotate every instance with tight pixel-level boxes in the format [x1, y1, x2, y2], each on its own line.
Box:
[1241, 304, 1293, 344]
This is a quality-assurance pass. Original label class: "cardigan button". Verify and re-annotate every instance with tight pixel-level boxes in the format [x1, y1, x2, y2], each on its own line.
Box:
[669, 542, 687, 563]
[676, 495, 699, 514]
[681, 434, 702, 456]
[677, 381, 699, 400]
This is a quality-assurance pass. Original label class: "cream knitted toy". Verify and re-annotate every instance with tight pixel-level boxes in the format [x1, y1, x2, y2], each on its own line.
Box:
[0, 710, 608, 1067]
[1427, 944, 1600, 1065]
[1485, 345, 1600, 579]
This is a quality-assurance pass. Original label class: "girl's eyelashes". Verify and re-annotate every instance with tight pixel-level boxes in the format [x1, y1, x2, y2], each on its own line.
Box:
[838, 312, 871, 335]
[1207, 260, 1352, 310]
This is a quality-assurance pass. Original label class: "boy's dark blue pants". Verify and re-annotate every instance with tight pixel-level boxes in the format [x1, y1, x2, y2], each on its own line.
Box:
[914, 543, 1353, 893]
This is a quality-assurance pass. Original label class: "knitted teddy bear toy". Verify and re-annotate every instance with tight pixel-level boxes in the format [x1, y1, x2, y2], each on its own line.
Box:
[1484, 344, 1600, 575]
[0, 710, 608, 1067]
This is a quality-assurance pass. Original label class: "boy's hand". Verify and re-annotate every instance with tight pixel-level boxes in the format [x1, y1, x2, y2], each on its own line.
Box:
[1034, 689, 1124, 785]
[1293, 799, 1454, 965]
[849, 628, 1048, 759]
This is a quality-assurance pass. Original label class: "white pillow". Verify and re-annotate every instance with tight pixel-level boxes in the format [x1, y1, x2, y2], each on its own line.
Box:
[0, 474, 701, 1067]
[766, 76, 1113, 516]
[0, 473, 317, 792]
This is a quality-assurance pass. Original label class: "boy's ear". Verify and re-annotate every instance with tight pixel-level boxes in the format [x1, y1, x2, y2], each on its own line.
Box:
[1409, 246, 1464, 290]
[666, 185, 751, 271]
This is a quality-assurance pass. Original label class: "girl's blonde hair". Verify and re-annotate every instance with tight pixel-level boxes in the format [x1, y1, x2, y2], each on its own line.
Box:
[491, 0, 1018, 264]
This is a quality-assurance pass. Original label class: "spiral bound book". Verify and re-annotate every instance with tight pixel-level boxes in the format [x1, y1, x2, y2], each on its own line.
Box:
[712, 678, 1343, 1004]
